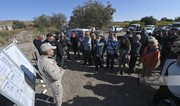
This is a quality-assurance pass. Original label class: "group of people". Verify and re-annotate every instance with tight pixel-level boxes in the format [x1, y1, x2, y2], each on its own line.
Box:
[33, 26, 180, 106]
[116, 27, 180, 106]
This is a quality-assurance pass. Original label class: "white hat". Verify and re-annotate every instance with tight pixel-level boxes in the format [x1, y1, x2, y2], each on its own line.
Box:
[99, 33, 103, 36]
[134, 34, 141, 40]
[40, 43, 56, 52]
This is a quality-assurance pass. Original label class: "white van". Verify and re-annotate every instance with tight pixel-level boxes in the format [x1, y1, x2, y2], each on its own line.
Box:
[128, 24, 141, 31]
[109, 26, 123, 32]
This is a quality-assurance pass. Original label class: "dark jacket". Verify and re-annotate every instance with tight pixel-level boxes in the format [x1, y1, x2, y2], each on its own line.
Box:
[130, 41, 141, 57]
[60, 37, 67, 47]
[33, 39, 43, 55]
[70, 36, 79, 46]
[55, 40, 64, 57]
[120, 37, 131, 53]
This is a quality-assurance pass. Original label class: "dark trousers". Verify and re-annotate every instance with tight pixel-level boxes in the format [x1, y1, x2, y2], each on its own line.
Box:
[106, 53, 115, 70]
[84, 50, 92, 65]
[73, 44, 79, 57]
[95, 56, 102, 70]
[129, 55, 138, 73]
[101, 52, 105, 65]
[56, 56, 65, 67]
[64, 46, 71, 59]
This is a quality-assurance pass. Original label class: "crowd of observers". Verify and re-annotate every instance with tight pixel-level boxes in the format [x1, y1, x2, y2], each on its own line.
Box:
[33, 27, 180, 106]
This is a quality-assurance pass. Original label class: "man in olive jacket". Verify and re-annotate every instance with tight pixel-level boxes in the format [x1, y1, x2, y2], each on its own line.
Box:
[37, 43, 65, 106]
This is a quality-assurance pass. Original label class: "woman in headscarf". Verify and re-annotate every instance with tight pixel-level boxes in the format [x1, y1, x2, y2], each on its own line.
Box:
[140, 37, 160, 77]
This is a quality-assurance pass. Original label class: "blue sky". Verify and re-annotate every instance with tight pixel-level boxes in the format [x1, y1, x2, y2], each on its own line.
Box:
[1, 0, 180, 22]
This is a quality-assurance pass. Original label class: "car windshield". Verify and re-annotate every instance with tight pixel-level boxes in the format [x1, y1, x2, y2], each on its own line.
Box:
[172, 24, 180, 27]
[146, 25, 154, 28]
[145, 27, 152, 30]
[164, 25, 170, 28]
[75, 31, 82, 37]
[66, 31, 72, 37]
[156, 27, 162, 31]
[129, 25, 136, 27]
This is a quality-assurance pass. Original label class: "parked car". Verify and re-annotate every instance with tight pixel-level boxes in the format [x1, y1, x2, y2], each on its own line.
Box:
[162, 24, 172, 31]
[132, 31, 142, 36]
[66, 28, 90, 38]
[128, 24, 141, 32]
[171, 22, 180, 31]
[64, 28, 90, 44]
[145, 25, 155, 29]
[144, 25, 155, 35]
[109, 26, 123, 32]
[155, 26, 163, 33]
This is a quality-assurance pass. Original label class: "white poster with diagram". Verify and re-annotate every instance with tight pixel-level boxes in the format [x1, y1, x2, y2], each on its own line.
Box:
[0, 43, 35, 106]
[0, 53, 14, 77]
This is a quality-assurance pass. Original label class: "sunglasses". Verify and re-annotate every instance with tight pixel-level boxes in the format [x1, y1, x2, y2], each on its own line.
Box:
[171, 45, 180, 48]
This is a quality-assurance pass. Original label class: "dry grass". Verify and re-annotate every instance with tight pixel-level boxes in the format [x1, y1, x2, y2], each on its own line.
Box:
[0, 20, 33, 25]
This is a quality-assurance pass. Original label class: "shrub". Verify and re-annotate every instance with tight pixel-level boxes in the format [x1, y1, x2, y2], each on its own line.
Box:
[156, 21, 173, 27]
[12, 21, 26, 29]
[0, 37, 7, 45]
[0, 31, 8, 37]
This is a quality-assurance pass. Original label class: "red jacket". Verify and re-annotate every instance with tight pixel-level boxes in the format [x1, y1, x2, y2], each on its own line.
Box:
[140, 46, 160, 70]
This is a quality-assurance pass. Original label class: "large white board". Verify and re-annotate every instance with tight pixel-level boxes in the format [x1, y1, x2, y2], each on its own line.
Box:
[4, 43, 36, 87]
[0, 43, 36, 106]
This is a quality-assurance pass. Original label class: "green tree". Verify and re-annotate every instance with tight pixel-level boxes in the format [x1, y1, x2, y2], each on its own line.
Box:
[174, 17, 180, 22]
[140, 16, 157, 25]
[33, 14, 51, 28]
[12, 21, 26, 29]
[160, 17, 173, 22]
[69, 0, 116, 29]
[50, 13, 67, 29]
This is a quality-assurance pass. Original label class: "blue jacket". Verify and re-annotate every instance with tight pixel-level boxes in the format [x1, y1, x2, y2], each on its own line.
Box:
[95, 38, 105, 57]
[83, 37, 92, 51]
[107, 38, 119, 54]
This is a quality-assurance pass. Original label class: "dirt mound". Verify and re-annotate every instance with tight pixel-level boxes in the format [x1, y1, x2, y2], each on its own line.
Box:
[8, 31, 35, 44]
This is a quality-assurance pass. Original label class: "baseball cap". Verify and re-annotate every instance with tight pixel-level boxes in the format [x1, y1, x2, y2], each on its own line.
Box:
[40, 43, 56, 52]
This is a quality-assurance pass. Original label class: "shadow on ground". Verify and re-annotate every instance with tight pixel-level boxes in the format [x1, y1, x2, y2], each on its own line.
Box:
[62, 71, 157, 106]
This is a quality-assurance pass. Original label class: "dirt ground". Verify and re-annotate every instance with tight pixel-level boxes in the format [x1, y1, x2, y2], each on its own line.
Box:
[18, 42, 160, 106]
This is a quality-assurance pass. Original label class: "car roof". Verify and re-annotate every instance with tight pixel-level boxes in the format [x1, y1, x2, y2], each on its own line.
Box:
[70, 28, 90, 32]
[173, 22, 180, 24]
[147, 25, 154, 26]
[133, 31, 141, 33]
[131, 24, 140, 26]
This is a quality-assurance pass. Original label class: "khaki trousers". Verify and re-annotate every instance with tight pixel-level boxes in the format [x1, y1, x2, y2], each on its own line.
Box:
[49, 80, 63, 106]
